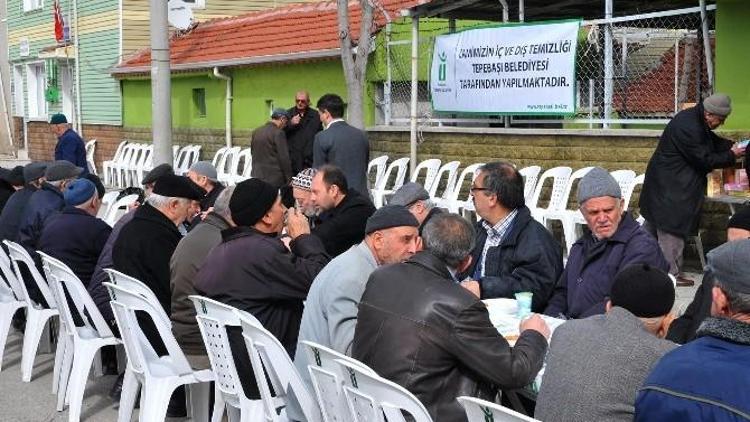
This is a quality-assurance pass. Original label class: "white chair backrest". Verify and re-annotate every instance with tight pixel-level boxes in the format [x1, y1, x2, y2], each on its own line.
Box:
[410, 159, 442, 192]
[4, 240, 56, 308]
[173, 145, 188, 169]
[429, 161, 461, 200]
[301, 340, 376, 422]
[375, 157, 410, 191]
[240, 314, 322, 422]
[528, 166, 572, 210]
[625, 173, 645, 210]
[0, 246, 25, 302]
[105, 282, 192, 378]
[39, 252, 115, 339]
[187, 145, 202, 167]
[236, 148, 253, 180]
[610, 169, 637, 211]
[189, 295, 248, 407]
[225, 146, 242, 175]
[118, 143, 137, 167]
[337, 358, 433, 422]
[103, 268, 169, 326]
[442, 163, 484, 212]
[212, 146, 228, 168]
[103, 194, 138, 227]
[368, 155, 389, 188]
[519, 166, 542, 203]
[557, 166, 593, 212]
[110, 140, 128, 162]
[457, 396, 540, 422]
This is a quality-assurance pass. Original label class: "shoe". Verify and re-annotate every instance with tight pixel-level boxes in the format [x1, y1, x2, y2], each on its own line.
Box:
[109, 373, 124, 401]
[676, 275, 695, 287]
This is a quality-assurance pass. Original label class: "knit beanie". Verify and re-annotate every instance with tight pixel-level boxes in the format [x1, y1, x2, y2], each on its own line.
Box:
[577, 167, 622, 205]
[610, 264, 675, 318]
[727, 208, 750, 232]
[230, 178, 278, 226]
[64, 179, 97, 206]
[703, 93, 732, 117]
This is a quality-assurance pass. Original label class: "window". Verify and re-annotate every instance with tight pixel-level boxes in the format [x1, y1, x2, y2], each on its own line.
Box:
[182, 0, 205, 9]
[25, 62, 46, 118]
[12, 66, 24, 116]
[23, 0, 43, 12]
[192, 88, 206, 118]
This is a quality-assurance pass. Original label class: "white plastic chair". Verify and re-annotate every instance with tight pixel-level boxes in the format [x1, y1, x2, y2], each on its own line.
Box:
[444, 163, 484, 215]
[105, 282, 213, 422]
[39, 253, 120, 420]
[368, 155, 389, 190]
[102, 269, 170, 327]
[543, 167, 593, 256]
[336, 358, 433, 422]
[300, 340, 377, 422]
[110, 143, 135, 188]
[3, 240, 60, 382]
[410, 159, 442, 193]
[519, 166, 541, 203]
[239, 313, 322, 422]
[190, 295, 264, 422]
[119, 143, 144, 188]
[133, 145, 154, 188]
[85, 139, 97, 175]
[232, 148, 253, 185]
[429, 161, 461, 208]
[371, 157, 409, 208]
[173, 145, 186, 170]
[218, 147, 241, 185]
[0, 246, 26, 372]
[97, 191, 120, 219]
[610, 170, 637, 211]
[457, 396, 540, 422]
[527, 166, 573, 224]
[212, 146, 228, 168]
[103, 194, 138, 227]
[103, 140, 128, 186]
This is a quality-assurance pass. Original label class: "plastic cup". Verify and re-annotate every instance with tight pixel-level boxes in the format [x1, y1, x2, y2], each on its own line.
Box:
[515, 292, 533, 319]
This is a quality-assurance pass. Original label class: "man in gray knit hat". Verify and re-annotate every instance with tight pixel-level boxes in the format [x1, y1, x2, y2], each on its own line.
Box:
[640, 93, 746, 286]
[545, 167, 668, 319]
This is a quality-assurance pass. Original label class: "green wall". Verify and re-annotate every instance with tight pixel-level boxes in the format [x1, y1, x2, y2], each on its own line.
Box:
[123, 59, 350, 130]
[716, 0, 750, 130]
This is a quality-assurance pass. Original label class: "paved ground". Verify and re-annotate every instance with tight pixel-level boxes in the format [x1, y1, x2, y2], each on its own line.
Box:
[0, 272, 702, 421]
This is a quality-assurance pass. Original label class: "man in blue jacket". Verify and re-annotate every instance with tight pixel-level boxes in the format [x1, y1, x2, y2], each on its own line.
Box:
[545, 167, 668, 319]
[50, 113, 89, 175]
[635, 239, 750, 421]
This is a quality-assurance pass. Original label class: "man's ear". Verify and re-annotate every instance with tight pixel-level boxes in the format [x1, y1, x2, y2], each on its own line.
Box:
[457, 255, 473, 274]
[605, 300, 613, 313]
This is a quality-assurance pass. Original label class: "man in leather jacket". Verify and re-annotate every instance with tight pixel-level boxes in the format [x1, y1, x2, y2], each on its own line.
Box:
[353, 213, 550, 422]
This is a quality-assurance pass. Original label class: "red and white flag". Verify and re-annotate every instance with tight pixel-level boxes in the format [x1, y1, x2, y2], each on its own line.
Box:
[53, 0, 65, 43]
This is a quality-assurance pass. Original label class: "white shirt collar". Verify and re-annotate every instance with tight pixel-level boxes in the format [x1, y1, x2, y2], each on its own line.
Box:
[325, 118, 345, 130]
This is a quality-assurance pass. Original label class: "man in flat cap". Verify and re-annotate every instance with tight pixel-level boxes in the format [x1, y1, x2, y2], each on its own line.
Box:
[195, 178, 330, 398]
[536, 264, 677, 422]
[251, 108, 293, 189]
[293, 205, 419, 404]
[49, 113, 89, 175]
[545, 167, 668, 319]
[186, 160, 223, 214]
[353, 213, 550, 422]
[0, 162, 45, 243]
[640, 93, 745, 286]
[0, 166, 22, 212]
[389, 182, 442, 236]
[635, 239, 750, 420]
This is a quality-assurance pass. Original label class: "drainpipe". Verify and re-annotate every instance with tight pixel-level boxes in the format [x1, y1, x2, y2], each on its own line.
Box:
[73, 0, 82, 133]
[699, 0, 714, 91]
[213, 67, 232, 148]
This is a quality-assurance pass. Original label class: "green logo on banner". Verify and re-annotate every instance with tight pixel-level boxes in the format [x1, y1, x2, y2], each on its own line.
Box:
[482, 406, 494, 422]
[438, 51, 447, 82]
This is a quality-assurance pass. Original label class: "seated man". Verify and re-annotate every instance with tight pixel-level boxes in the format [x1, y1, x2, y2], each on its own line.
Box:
[535, 264, 677, 422]
[291, 168, 318, 220]
[635, 240, 750, 421]
[459, 162, 563, 312]
[0, 162, 47, 243]
[353, 213, 549, 422]
[186, 161, 224, 213]
[545, 167, 668, 319]
[389, 182, 442, 235]
[667, 207, 750, 343]
[310, 165, 375, 257]
[294, 205, 418, 388]
[39, 178, 111, 287]
[194, 178, 330, 397]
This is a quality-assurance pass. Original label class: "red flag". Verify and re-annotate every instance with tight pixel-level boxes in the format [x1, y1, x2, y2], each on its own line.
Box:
[53, 0, 64, 43]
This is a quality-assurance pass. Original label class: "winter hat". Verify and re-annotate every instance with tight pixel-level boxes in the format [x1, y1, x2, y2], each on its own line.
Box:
[707, 239, 750, 294]
[365, 205, 419, 234]
[64, 178, 97, 206]
[577, 167, 622, 205]
[141, 163, 174, 185]
[610, 264, 675, 318]
[291, 168, 317, 191]
[230, 178, 278, 226]
[152, 174, 204, 200]
[388, 182, 430, 207]
[703, 93, 732, 117]
[189, 161, 219, 182]
[49, 113, 68, 124]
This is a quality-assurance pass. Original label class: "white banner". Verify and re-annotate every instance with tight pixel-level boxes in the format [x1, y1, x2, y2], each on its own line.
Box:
[430, 20, 580, 114]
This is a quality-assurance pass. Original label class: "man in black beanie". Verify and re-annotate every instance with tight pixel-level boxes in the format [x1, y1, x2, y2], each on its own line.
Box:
[536, 264, 677, 422]
[195, 178, 330, 398]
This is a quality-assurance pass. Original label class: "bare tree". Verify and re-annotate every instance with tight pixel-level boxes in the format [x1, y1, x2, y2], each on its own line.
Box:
[337, 0, 374, 129]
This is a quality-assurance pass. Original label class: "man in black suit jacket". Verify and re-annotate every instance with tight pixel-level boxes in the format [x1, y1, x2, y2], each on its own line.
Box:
[313, 94, 370, 196]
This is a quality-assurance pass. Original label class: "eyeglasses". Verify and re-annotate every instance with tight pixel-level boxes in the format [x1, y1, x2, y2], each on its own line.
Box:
[295, 99, 308, 104]
[469, 187, 489, 193]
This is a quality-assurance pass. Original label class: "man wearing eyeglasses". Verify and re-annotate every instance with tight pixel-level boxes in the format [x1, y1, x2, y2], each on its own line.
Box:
[285, 91, 323, 174]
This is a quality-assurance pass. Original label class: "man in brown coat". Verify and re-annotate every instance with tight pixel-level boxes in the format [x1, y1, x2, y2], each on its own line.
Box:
[251, 108, 293, 188]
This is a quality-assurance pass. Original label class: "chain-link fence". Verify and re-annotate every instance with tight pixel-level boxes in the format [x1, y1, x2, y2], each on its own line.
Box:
[370, 5, 715, 128]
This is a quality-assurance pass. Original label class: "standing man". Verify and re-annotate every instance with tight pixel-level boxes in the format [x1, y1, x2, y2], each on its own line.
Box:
[50, 113, 89, 175]
[640, 93, 745, 286]
[251, 108, 293, 188]
[313, 94, 369, 196]
[286, 91, 322, 174]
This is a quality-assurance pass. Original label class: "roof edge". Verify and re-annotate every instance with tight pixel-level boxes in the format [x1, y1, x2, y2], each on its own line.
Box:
[112, 48, 342, 76]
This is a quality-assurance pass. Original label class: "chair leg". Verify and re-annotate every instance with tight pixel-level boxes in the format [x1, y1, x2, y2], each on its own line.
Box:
[188, 382, 211, 422]
[56, 336, 74, 411]
[0, 303, 22, 372]
[21, 309, 52, 382]
[211, 386, 225, 422]
[117, 368, 140, 422]
[65, 342, 99, 422]
[141, 380, 179, 422]
[52, 324, 68, 394]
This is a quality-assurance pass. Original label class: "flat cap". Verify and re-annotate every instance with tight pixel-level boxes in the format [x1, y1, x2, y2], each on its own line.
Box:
[707, 239, 750, 294]
[365, 205, 419, 234]
[152, 174, 203, 201]
[141, 163, 174, 185]
[271, 108, 290, 120]
[189, 161, 218, 182]
[610, 264, 675, 318]
[45, 160, 83, 182]
[577, 167, 621, 205]
[3, 166, 25, 186]
[24, 162, 48, 183]
[388, 182, 430, 207]
[703, 93, 732, 117]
